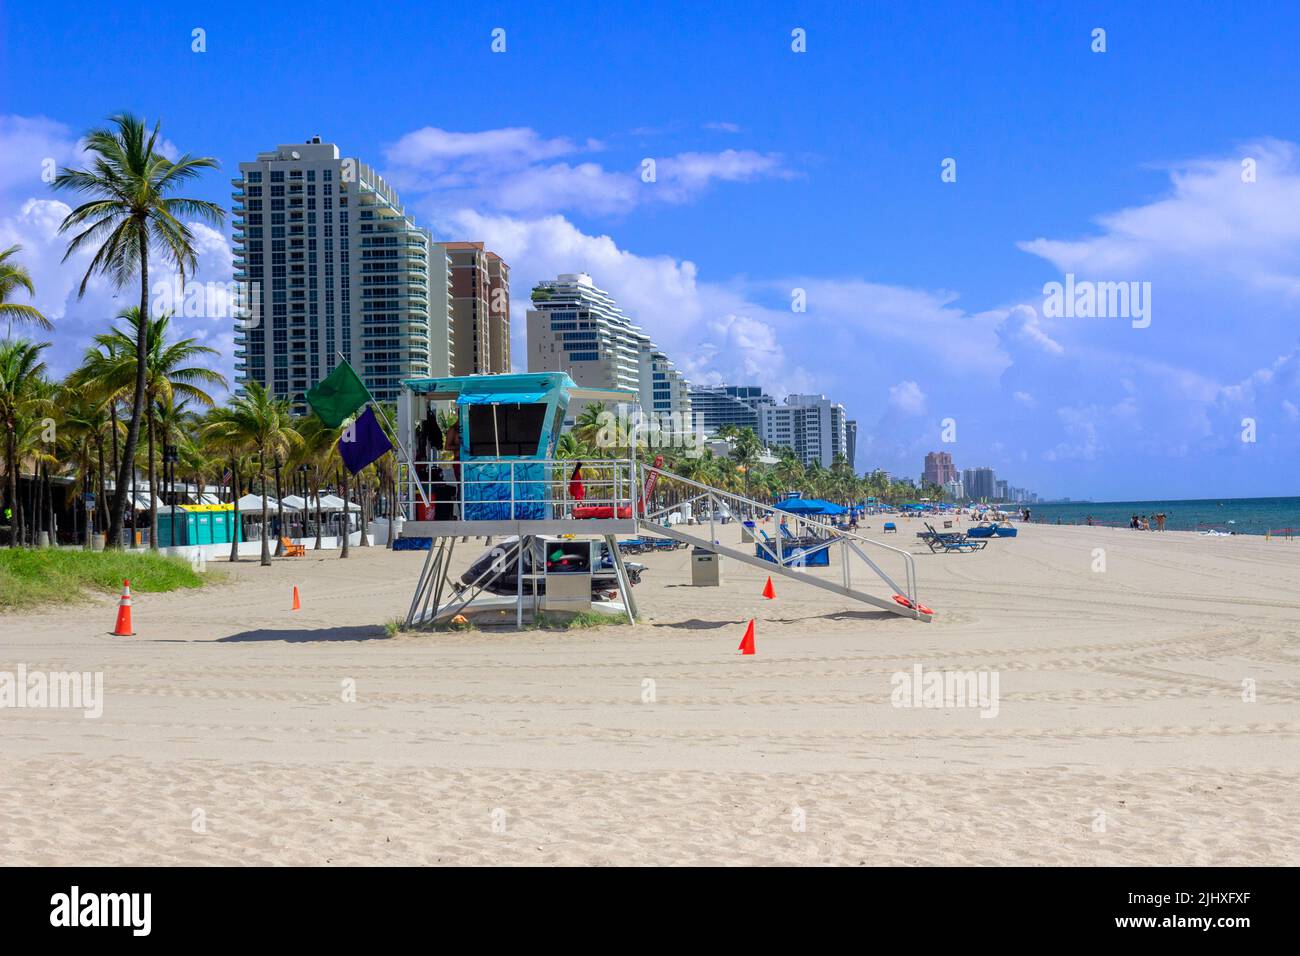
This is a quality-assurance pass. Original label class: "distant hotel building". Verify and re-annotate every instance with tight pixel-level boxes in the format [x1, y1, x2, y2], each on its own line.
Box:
[758, 393, 848, 469]
[688, 385, 774, 435]
[526, 272, 691, 426]
[439, 241, 511, 375]
[231, 138, 444, 408]
[962, 467, 997, 501]
[845, 420, 858, 470]
[923, 451, 958, 487]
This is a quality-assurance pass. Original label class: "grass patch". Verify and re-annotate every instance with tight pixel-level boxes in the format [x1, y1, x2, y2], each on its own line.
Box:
[0, 548, 210, 611]
[400, 609, 633, 633]
[532, 610, 631, 630]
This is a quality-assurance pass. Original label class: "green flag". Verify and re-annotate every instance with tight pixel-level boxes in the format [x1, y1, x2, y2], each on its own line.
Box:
[305, 360, 371, 428]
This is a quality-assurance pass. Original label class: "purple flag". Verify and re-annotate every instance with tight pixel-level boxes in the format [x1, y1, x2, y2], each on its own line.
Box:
[339, 406, 393, 474]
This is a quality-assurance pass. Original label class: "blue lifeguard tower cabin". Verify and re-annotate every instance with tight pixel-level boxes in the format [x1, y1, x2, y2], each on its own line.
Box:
[397, 371, 637, 524]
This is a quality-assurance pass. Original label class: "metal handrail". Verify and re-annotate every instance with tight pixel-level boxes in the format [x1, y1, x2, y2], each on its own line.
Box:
[640, 466, 921, 605]
[397, 457, 642, 520]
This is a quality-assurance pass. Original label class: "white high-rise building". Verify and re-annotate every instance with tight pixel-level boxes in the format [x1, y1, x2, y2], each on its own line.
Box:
[231, 138, 449, 408]
[758, 394, 848, 468]
[527, 273, 690, 426]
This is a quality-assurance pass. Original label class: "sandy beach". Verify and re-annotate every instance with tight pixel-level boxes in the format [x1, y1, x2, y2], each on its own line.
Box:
[2, 517, 1298, 866]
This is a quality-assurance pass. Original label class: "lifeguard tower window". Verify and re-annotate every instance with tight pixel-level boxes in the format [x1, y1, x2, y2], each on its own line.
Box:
[468, 403, 547, 457]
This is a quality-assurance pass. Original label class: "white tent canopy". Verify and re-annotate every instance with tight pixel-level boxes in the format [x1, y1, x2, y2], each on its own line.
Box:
[316, 494, 360, 512]
[235, 493, 295, 512]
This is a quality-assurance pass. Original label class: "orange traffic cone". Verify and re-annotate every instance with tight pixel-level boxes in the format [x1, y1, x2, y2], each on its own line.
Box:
[113, 579, 135, 636]
[292, 586, 301, 611]
[762, 576, 776, 600]
[738, 619, 756, 655]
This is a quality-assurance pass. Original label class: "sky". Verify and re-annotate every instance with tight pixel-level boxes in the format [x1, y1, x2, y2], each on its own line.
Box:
[1, 0, 1298, 500]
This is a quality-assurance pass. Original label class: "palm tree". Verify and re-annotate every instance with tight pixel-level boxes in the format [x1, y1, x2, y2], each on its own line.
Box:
[92, 307, 225, 548]
[54, 113, 223, 548]
[0, 245, 49, 337]
[203, 405, 251, 562]
[0, 340, 50, 546]
[293, 416, 339, 550]
[730, 426, 763, 500]
[201, 383, 300, 566]
[573, 402, 608, 450]
[57, 382, 112, 547]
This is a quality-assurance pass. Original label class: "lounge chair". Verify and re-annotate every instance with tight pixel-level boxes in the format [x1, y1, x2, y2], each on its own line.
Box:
[280, 536, 306, 557]
[916, 523, 986, 553]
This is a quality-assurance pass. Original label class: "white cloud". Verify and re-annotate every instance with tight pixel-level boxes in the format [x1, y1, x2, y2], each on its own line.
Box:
[387, 126, 588, 168]
[887, 380, 927, 415]
[387, 125, 791, 218]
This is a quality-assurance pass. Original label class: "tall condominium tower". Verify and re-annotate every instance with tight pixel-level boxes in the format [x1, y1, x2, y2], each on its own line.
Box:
[688, 384, 775, 435]
[439, 241, 511, 375]
[486, 251, 511, 373]
[527, 272, 691, 426]
[962, 466, 997, 501]
[758, 393, 849, 468]
[231, 138, 444, 408]
[923, 450, 958, 487]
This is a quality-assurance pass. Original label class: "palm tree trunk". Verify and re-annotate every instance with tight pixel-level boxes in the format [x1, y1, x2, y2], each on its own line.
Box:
[274, 461, 285, 556]
[107, 245, 149, 549]
[228, 459, 241, 562]
[313, 468, 323, 550]
[83, 453, 93, 549]
[96, 439, 107, 544]
[358, 478, 370, 547]
[147, 406, 158, 550]
[385, 468, 396, 547]
[259, 463, 271, 566]
[6, 434, 17, 548]
[340, 469, 350, 558]
[34, 464, 44, 546]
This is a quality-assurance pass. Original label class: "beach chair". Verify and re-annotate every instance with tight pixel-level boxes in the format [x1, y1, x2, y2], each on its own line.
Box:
[882, 522, 897, 533]
[651, 538, 677, 552]
[916, 523, 986, 553]
[778, 523, 795, 540]
[280, 536, 306, 557]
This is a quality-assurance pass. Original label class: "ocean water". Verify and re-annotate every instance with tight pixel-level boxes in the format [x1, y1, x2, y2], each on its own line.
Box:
[1027, 497, 1300, 535]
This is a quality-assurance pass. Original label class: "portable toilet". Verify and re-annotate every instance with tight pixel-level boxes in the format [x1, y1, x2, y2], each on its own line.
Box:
[156, 505, 193, 545]
[193, 508, 214, 545]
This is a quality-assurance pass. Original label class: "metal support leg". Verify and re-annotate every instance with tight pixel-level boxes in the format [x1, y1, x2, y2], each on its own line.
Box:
[406, 544, 438, 627]
[516, 534, 527, 630]
[606, 534, 637, 624]
[427, 538, 454, 624]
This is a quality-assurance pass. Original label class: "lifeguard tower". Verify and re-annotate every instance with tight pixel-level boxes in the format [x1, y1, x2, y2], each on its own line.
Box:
[396, 372, 646, 627]
[395, 372, 935, 628]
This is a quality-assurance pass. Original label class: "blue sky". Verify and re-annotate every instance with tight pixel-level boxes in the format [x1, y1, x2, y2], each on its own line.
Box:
[2, 0, 1298, 500]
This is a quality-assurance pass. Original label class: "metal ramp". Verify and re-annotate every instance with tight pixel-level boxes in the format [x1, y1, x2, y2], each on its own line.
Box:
[639, 468, 933, 622]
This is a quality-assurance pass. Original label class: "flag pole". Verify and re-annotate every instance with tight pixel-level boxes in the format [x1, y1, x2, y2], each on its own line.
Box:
[335, 352, 429, 508]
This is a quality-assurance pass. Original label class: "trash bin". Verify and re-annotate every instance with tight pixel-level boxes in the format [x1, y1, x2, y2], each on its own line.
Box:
[691, 546, 722, 586]
[741, 520, 756, 543]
